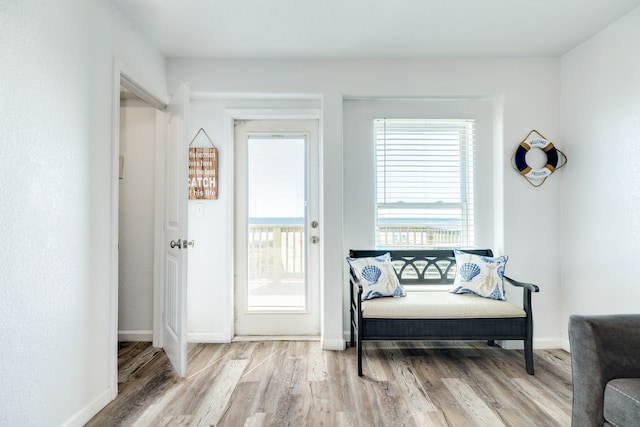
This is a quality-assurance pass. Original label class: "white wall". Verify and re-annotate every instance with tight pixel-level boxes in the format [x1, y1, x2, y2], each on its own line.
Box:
[168, 57, 564, 349]
[118, 106, 157, 341]
[0, 1, 166, 425]
[560, 7, 640, 348]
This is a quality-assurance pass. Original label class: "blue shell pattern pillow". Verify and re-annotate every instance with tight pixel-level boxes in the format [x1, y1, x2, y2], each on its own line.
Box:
[449, 250, 508, 300]
[346, 253, 406, 301]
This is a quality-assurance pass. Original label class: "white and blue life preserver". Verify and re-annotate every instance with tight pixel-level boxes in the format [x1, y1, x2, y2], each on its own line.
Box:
[513, 138, 559, 179]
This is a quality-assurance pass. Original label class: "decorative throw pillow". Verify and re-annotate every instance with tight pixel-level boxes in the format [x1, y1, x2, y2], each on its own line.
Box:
[346, 253, 406, 301]
[449, 250, 508, 300]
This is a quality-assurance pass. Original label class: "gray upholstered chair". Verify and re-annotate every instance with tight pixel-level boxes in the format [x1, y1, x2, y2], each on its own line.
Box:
[569, 314, 640, 427]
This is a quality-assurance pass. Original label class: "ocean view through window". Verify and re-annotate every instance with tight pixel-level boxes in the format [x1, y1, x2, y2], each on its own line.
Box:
[375, 118, 475, 248]
[246, 136, 306, 310]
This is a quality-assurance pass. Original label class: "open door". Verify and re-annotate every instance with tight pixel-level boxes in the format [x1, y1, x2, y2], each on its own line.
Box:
[160, 81, 190, 376]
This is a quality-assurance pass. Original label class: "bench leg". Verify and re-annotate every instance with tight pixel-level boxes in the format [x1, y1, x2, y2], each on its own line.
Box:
[525, 311, 535, 375]
[350, 319, 355, 347]
[357, 331, 363, 376]
[524, 337, 534, 375]
[486, 340, 495, 346]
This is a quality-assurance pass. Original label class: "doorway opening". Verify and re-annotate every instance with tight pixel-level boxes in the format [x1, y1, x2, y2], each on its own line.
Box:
[110, 69, 171, 398]
[110, 64, 190, 399]
[117, 86, 166, 344]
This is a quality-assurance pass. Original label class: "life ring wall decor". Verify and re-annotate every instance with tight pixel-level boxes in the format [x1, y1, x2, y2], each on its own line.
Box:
[511, 130, 567, 187]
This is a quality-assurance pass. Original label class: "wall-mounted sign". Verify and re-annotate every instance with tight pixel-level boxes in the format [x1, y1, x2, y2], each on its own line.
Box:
[189, 146, 217, 199]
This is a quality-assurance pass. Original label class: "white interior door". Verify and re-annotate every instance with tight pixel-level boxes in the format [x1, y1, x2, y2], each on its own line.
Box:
[160, 81, 190, 376]
[234, 119, 320, 337]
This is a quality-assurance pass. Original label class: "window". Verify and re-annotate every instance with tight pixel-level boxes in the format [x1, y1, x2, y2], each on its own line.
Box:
[375, 118, 475, 248]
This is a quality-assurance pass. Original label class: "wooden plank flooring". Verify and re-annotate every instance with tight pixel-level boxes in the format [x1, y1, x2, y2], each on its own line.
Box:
[86, 341, 572, 426]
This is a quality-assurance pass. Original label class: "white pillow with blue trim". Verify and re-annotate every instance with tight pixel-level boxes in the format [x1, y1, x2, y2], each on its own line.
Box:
[449, 250, 508, 300]
[346, 253, 406, 301]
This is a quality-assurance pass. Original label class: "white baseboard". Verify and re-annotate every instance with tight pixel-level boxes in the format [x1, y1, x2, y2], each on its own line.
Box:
[61, 387, 113, 427]
[496, 340, 523, 350]
[232, 335, 320, 342]
[322, 337, 346, 350]
[533, 338, 565, 350]
[499, 338, 566, 351]
[187, 332, 232, 343]
[118, 329, 153, 342]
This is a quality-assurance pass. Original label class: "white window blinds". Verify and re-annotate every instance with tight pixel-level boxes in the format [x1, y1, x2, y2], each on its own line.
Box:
[374, 118, 475, 248]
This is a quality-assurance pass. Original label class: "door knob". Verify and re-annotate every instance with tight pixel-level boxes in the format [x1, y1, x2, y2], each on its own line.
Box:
[170, 240, 182, 249]
[311, 236, 319, 244]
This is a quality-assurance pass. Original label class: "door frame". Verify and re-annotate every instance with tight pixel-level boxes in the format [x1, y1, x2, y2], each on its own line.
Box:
[233, 119, 320, 336]
[223, 109, 321, 340]
[109, 59, 169, 399]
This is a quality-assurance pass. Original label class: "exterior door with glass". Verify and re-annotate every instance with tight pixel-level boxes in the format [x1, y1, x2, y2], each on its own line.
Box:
[234, 119, 320, 337]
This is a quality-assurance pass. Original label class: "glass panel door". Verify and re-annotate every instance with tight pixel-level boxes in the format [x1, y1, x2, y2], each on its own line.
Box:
[247, 135, 306, 310]
[234, 119, 319, 337]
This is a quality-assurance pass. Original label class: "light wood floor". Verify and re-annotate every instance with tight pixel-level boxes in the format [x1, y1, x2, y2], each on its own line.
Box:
[86, 340, 572, 426]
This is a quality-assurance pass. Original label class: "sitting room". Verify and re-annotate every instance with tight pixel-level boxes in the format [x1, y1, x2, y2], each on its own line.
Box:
[2, 1, 640, 425]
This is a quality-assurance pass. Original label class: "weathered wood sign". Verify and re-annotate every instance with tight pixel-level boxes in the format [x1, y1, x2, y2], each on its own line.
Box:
[189, 147, 217, 199]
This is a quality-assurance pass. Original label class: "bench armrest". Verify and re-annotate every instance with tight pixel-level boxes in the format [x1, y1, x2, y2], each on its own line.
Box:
[350, 276, 363, 305]
[348, 265, 363, 303]
[504, 275, 538, 322]
[504, 276, 539, 293]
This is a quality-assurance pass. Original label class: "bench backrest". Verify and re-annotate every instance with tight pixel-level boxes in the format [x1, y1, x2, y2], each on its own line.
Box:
[348, 249, 493, 285]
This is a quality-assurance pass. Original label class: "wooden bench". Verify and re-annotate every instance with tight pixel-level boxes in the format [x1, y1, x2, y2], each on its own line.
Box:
[348, 249, 539, 376]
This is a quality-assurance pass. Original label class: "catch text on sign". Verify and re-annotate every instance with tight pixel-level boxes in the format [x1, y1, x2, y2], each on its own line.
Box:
[189, 147, 217, 199]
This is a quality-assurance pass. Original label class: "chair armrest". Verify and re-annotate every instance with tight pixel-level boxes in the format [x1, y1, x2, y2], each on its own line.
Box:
[504, 276, 539, 293]
[569, 314, 640, 427]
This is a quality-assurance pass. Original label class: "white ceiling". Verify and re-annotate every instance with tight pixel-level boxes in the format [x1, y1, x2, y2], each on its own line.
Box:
[110, 0, 640, 59]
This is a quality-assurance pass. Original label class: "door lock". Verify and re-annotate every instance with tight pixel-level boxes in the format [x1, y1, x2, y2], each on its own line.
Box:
[310, 236, 319, 244]
[170, 239, 194, 249]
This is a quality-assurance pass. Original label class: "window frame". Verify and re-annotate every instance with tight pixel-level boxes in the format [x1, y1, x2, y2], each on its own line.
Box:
[374, 117, 476, 249]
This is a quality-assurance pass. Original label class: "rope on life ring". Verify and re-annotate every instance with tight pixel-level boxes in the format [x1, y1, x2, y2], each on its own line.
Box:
[511, 130, 567, 187]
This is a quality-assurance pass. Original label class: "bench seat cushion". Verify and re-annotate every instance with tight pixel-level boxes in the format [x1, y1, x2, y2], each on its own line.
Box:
[361, 291, 526, 319]
[604, 378, 640, 427]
